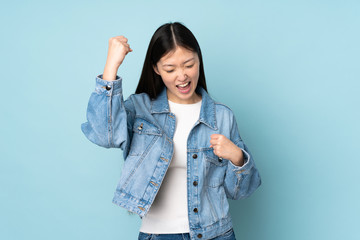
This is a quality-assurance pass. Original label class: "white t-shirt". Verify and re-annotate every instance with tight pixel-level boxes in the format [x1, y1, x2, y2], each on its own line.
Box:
[139, 99, 202, 234]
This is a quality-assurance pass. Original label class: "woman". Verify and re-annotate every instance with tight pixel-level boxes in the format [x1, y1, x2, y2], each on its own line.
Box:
[81, 22, 261, 240]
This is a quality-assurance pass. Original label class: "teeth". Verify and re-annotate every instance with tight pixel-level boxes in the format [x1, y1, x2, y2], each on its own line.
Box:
[178, 82, 190, 87]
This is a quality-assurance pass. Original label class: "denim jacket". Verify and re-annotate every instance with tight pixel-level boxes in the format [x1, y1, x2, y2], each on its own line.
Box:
[81, 74, 261, 240]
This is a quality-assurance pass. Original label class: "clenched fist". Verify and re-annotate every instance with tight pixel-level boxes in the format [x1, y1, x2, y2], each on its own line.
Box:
[103, 36, 133, 81]
[209, 134, 244, 166]
[106, 36, 133, 68]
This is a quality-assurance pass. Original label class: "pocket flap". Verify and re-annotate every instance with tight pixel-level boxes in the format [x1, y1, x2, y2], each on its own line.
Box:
[132, 118, 162, 136]
[204, 149, 228, 167]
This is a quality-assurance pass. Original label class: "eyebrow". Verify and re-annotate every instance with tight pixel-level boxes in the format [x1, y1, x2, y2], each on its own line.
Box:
[162, 57, 195, 67]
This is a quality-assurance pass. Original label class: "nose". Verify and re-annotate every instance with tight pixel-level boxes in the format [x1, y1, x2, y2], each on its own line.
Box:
[177, 68, 187, 81]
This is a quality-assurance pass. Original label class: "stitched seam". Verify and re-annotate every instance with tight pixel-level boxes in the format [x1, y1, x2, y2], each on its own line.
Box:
[122, 135, 160, 187]
[108, 92, 113, 147]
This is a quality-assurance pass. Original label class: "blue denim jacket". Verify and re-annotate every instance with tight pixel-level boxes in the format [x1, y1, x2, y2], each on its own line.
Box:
[81, 74, 261, 240]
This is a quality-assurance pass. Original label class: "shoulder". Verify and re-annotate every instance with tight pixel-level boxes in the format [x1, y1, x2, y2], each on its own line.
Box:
[211, 101, 237, 130]
[124, 92, 152, 113]
[126, 92, 151, 103]
[214, 101, 235, 117]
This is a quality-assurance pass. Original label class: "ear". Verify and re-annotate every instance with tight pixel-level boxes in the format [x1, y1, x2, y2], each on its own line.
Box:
[153, 64, 160, 75]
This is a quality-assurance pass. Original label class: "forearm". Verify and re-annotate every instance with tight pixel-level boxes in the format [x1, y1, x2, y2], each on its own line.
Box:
[103, 63, 119, 81]
[229, 147, 244, 167]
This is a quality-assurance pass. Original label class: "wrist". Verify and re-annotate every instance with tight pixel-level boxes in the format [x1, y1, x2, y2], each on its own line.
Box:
[231, 148, 244, 167]
[103, 63, 119, 81]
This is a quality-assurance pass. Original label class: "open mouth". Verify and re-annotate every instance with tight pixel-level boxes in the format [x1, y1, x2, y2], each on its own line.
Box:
[176, 81, 191, 93]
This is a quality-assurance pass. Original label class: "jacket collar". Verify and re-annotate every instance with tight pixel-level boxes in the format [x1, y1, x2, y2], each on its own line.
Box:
[150, 86, 218, 130]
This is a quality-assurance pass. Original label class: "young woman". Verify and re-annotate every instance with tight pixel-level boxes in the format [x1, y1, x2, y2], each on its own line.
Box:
[81, 22, 261, 240]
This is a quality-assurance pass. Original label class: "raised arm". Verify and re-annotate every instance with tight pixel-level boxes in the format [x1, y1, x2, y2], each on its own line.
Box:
[81, 36, 135, 158]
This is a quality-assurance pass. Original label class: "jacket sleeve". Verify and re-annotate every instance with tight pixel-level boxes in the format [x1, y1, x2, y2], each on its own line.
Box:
[81, 74, 135, 159]
[223, 114, 261, 200]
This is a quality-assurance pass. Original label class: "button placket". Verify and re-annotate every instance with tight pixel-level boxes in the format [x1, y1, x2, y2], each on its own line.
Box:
[191, 152, 199, 229]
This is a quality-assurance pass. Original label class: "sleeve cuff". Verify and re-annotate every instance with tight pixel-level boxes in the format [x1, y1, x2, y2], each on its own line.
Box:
[228, 148, 253, 175]
[95, 74, 123, 96]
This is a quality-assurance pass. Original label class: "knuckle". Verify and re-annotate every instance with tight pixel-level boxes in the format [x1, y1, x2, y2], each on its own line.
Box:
[120, 36, 128, 42]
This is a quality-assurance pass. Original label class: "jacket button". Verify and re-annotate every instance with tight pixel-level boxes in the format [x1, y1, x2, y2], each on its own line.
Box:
[218, 157, 223, 162]
[193, 208, 198, 213]
[197, 234, 202, 238]
[192, 154, 197, 159]
[193, 181, 198, 186]
[105, 85, 111, 90]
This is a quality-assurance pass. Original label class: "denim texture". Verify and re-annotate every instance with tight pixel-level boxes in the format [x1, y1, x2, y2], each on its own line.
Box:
[138, 227, 236, 240]
[81, 74, 261, 240]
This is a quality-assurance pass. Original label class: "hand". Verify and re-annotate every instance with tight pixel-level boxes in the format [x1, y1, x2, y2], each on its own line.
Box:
[105, 36, 133, 69]
[209, 134, 244, 166]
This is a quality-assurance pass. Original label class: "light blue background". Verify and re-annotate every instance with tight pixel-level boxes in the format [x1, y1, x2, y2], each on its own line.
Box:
[1, 0, 359, 239]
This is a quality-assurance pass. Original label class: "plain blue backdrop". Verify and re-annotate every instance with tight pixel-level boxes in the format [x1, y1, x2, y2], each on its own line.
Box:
[1, 0, 359, 239]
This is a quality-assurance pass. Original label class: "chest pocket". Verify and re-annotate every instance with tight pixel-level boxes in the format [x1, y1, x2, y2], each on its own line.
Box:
[203, 149, 227, 187]
[128, 117, 162, 156]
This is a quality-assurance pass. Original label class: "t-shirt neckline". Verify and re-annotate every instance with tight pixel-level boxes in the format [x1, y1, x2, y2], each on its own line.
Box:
[168, 99, 202, 105]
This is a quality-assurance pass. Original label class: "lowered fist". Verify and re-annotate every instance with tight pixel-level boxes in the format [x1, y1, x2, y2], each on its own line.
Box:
[209, 134, 244, 167]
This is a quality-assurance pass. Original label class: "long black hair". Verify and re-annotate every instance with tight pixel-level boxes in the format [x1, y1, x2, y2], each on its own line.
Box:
[135, 22, 207, 99]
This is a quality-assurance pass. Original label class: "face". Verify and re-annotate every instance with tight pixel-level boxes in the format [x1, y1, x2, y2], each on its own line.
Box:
[154, 46, 201, 104]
